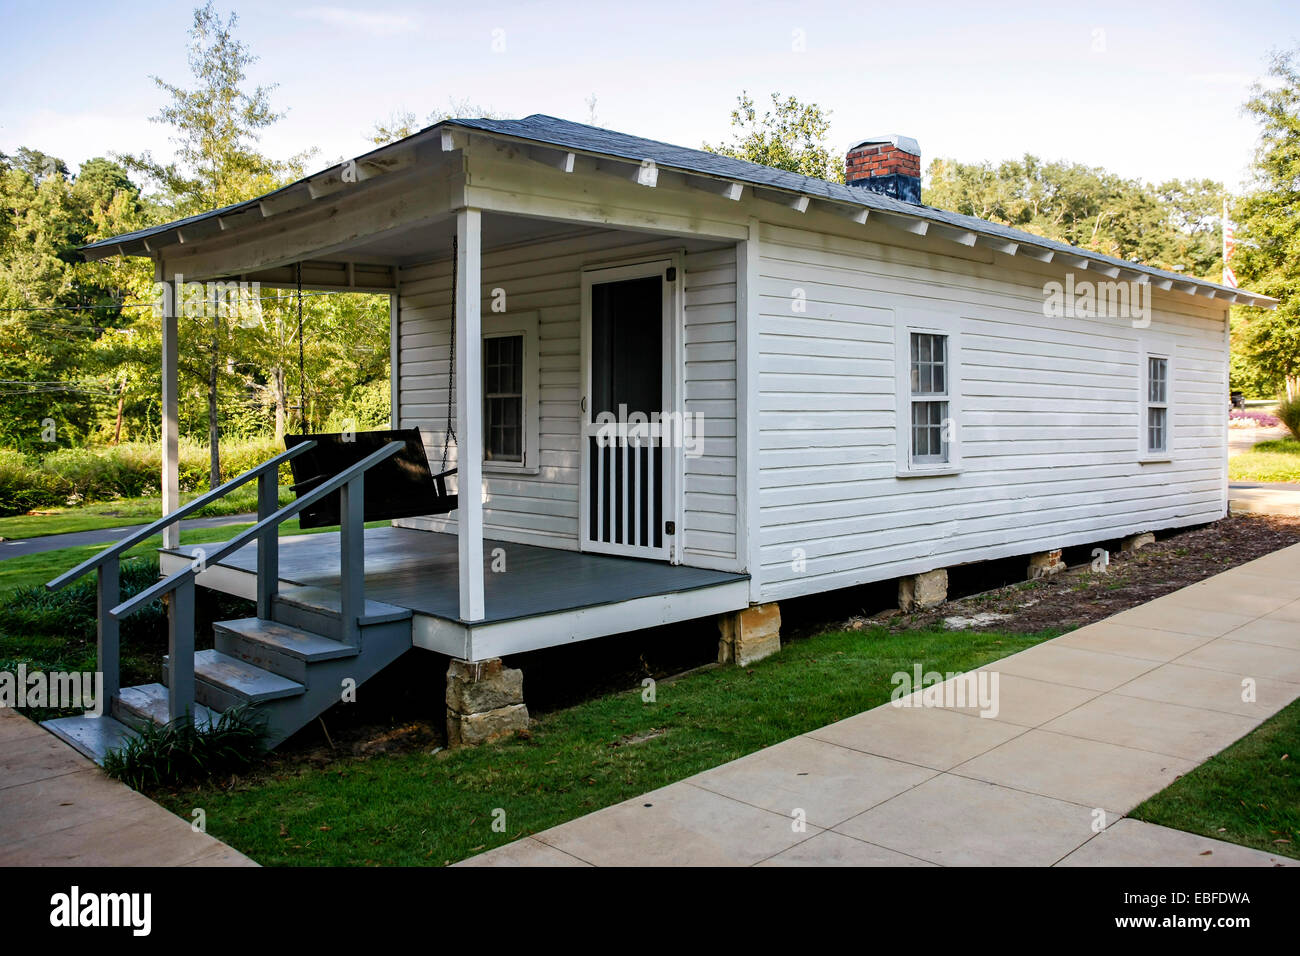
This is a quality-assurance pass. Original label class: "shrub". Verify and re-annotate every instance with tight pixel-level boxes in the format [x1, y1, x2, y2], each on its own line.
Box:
[1278, 396, 1300, 441]
[41, 443, 160, 500]
[0, 559, 167, 648]
[0, 448, 65, 516]
[103, 704, 267, 790]
[321, 379, 392, 434]
[32, 437, 288, 505]
[211, 436, 285, 484]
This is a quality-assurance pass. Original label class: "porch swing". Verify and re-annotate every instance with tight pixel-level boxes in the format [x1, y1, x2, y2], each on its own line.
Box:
[283, 248, 460, 530]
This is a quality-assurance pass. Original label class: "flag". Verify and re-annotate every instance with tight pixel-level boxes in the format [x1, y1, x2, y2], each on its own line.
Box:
[1223, 197, 1238, 288]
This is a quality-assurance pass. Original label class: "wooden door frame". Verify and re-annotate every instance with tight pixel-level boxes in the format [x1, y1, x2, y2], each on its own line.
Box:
[578, 254, 684, 563]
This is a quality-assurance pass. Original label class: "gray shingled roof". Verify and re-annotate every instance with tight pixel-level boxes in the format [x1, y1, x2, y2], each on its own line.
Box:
[81, 113, 1272, 307]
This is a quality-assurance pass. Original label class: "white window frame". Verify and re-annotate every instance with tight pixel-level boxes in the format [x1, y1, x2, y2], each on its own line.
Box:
[482, 310, 540, 475]
[895, 312, 962, 477]
[1140, 343, 1174, 463]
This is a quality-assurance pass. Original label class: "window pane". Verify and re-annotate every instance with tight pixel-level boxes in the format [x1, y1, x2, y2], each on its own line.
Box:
[591, 276, 663, 419]
[911, 402, 929, 457]
[1148, 357, 1167, 404]
[911, 400, 949, 463]
[910, 332, 948, 396]
[1147, 406, 1167, 453]
[484, 334, 525, 462]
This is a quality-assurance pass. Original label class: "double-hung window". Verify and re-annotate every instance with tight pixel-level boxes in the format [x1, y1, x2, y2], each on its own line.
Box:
[483, 333, 524, 462]
[479, 311, 539, 473]
[909, 331, 951, 465]
[1145, 354, 1170, 456]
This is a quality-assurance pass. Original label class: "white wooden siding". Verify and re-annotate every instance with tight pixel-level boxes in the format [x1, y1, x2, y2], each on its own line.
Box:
[682, 246, 738, 565]
[393, 230, 738, 565]
[756, 220, 1229, 603]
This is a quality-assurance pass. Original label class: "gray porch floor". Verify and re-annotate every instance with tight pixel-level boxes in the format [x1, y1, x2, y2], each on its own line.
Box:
[171, 526, 747, 625]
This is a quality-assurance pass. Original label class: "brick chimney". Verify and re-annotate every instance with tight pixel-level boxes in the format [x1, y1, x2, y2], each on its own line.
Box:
[845, 135, 921, 204]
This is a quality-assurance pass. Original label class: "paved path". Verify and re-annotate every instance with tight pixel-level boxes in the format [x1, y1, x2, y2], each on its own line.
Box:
[0, 513, 256, 561]
[0, 708, 255, 866]
[464, 545, 1300, 867]
[1229, 481, 1300, 517]
[1228, 423, 1286, 456]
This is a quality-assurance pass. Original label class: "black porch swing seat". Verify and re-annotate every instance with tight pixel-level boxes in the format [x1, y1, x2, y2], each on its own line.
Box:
[284, 428, 457, 529]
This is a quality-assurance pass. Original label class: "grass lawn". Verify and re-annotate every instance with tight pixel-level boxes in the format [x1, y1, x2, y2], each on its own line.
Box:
[0, 523, 285, 595]
[0, 518, 389, 594]
[1131, 696, 1300, 860]
[0, 519, 393, 722]
[152, 625, 1059, 866]
[1229, 437, 1300, 483]
[0, 487, 294, 541]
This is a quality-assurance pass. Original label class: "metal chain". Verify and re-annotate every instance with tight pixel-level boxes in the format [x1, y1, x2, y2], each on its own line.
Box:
[297, 261, 306, 432]
[441, 235, 458, 470]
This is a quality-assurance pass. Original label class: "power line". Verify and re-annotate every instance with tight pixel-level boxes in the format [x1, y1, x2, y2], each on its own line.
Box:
[0, 289, 371, 315]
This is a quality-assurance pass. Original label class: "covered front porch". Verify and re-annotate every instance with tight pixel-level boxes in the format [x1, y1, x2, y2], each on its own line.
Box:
[134, 118, 756, 630]
[162, 526, 749, 662]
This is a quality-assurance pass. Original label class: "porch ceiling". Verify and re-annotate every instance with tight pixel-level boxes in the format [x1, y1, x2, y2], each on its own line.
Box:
[235, 215, 669, 292]
[308, 211, 601, 267]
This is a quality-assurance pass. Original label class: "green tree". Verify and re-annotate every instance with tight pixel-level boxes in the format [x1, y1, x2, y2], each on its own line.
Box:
[705, 92, 842, 181]
[924, 155, 1224, 276]
[0, 151, 147, 450]
[1232, 48, 1300, 401]
[119, 2, 309, 487]
[370, 99, 502, 146]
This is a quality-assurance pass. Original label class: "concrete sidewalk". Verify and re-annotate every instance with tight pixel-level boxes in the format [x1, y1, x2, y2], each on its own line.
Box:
[464, 545, 1300, 867]
[0, 708, 255, 866]
[1229, 482, 1300, 517]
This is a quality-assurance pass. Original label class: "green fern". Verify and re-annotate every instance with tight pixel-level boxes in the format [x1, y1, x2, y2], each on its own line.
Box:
[103, 704, 266, 790]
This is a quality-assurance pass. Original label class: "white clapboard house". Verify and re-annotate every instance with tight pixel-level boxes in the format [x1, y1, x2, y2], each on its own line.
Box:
[45, 115, 1274, 757]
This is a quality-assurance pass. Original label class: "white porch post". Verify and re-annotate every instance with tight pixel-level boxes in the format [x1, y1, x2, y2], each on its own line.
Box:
[737, 220, 762, 604]
[161, 273, 180, 548]
[389, 291, 400, 430]
[455, 208, 485, 622]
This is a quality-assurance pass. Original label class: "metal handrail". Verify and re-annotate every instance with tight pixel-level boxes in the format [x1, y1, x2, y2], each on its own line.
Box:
[110, 441, 404, 620]
[45, 442, 317, 592]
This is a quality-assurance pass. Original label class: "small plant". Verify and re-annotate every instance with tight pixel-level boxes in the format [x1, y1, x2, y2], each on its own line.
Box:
[103, 705, 267, 790]
[1277, 396, 1300, 441]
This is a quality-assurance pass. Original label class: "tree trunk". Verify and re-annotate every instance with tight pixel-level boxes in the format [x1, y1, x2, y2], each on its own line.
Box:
[271, 366, 287, 440]
[1287, 375, 1298, 403]
[111, 382, 125, 445]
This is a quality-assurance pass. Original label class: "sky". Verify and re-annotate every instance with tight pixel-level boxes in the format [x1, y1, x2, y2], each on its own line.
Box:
[1, 0, 1297, 193]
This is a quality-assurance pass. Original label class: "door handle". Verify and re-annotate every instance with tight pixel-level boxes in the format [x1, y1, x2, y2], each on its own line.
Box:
[580, 396, 587, 413]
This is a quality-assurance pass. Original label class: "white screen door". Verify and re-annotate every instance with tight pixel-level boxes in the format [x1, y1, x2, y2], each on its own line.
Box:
[580, 261, 676, 560]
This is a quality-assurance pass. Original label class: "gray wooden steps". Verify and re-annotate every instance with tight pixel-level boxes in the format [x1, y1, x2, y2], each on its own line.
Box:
[275, 585, 411, 626]
[215, 617, 357, 681]
[134, 580, 416, 750]
[166, 649, 305, 712]
[217, 618, 358, 661]
[42, 714, 138, 764]
[112, 683, 219, 731]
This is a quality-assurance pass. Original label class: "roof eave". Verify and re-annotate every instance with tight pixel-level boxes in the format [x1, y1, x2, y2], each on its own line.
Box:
[78, 115, 1282, 310]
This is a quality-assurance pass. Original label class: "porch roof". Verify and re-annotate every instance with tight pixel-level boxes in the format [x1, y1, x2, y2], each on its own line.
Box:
[79, 113, 1274, 309]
